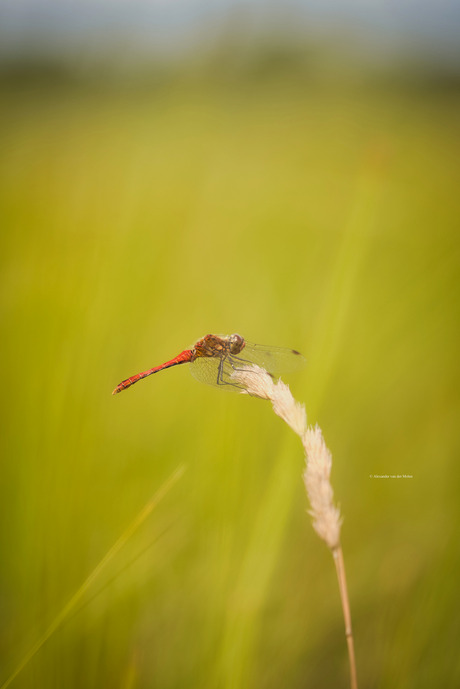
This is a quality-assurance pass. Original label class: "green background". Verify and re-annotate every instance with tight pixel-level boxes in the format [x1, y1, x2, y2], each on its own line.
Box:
[1, 60, 459, 688]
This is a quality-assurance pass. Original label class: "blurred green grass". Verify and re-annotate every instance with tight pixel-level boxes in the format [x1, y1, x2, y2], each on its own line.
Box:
[1, 72, 459, 688]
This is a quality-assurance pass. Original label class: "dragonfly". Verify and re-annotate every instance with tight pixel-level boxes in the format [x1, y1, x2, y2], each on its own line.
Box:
[112, 333, 305, 394]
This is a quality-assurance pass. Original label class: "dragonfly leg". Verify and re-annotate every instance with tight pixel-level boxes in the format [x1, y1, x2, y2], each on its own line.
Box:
[216, 356, 243, 388]
[216, 358, 230, 386]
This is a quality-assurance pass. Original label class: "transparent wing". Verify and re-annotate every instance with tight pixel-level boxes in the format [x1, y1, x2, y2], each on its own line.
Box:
[189, 342, 305, 390]
[230, 341, 306, 377]
[189, 356, 242, 391]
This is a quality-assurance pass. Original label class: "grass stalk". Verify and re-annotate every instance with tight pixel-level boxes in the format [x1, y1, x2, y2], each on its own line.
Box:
[232, 366, 358, 689]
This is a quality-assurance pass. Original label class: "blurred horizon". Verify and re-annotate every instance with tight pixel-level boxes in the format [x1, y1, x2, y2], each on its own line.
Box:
[1, 0, 460, 77]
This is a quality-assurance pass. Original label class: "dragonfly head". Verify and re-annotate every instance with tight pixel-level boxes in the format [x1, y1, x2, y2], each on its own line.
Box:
[228, 333, 245, 355]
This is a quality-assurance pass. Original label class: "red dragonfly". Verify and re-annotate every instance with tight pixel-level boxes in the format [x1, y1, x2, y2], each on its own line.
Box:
[113, 333, 304, 394]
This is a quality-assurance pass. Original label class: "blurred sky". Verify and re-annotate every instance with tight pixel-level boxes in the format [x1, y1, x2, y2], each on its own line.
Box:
[1, 0, 460, 67]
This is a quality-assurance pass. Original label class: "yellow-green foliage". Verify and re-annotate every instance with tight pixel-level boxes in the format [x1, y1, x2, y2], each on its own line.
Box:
[1, 72, 459, 688]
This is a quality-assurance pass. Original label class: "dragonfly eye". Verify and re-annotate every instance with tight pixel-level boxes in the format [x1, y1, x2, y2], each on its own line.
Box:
[228, 333, 245, 354]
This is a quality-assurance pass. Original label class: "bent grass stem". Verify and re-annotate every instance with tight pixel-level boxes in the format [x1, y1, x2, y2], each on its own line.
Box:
[1, 464, 185, 689]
